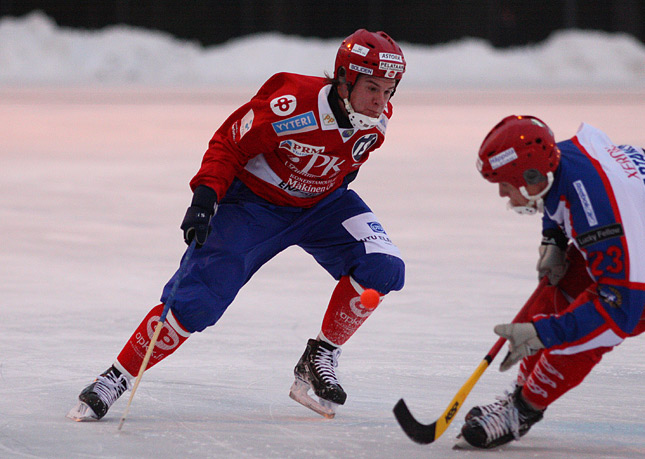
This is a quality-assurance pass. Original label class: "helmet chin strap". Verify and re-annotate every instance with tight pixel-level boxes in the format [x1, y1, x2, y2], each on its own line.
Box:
[508, 171, 554, 215]
[337, 74, 380, 131]
[508, 200, 541, 215]
[342, 98, 380, 130]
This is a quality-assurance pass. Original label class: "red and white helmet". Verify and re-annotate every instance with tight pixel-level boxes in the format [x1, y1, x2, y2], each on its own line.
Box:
[334, 29, 406, 87]
[477, 115, 561, 214]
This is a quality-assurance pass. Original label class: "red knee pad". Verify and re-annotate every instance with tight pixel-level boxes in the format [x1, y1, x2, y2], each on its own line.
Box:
[320, 276, 381, 346]
[116, 303, 191, 377]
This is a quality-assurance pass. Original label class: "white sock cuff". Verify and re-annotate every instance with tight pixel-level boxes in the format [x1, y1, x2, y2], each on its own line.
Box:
[317, 331, 341, 348]
[113, 360, 135, 380]
[348, 275, 364, 294]
[167, 310, 191, 338]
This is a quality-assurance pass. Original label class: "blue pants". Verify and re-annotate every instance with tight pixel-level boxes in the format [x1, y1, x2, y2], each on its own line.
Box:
[161, 180, 405, 332]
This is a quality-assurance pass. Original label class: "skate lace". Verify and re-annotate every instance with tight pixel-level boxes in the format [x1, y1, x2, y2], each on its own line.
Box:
[314, 347, 342, 385]
[94, 372, 130, 407]
[479, 387, 516, 416]
[477, 399, 521, 443]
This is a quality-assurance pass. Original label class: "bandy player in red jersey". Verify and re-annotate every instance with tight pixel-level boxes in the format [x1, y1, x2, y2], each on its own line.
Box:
[68, 29, 407, 421]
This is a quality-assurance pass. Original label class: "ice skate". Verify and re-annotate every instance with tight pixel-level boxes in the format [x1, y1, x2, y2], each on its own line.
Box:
[463, 383, 519, 422]
[67, 365, 130, 421]
[457, 385, 544, 449]
[289, 338, 346, 419]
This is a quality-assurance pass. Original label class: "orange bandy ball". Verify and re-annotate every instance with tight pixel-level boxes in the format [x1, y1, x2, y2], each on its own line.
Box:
[360, 289, 380, 309]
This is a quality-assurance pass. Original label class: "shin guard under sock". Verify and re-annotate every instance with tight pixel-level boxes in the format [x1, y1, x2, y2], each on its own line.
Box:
[115, 303, 191, 377]
[320, 276, 381, 346]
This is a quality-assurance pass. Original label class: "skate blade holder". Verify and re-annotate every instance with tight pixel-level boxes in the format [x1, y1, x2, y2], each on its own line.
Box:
[66, 401, 99, 422]
[289, 379, 337, 419]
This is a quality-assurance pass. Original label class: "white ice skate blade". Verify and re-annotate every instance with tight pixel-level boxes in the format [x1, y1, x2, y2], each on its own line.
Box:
[289, 378, 336, 419]
[66, 400, 99, 422]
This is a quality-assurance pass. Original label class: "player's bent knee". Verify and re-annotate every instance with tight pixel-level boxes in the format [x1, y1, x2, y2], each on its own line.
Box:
[170, 293, 234, 333]
[352, 253, 405, 294]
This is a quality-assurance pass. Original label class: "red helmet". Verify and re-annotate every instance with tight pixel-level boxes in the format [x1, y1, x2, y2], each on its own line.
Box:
[477, 115, 561, 189]
[334, 29, 406, 86]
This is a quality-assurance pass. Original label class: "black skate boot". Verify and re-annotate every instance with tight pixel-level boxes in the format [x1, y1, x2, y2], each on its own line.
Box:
[458, 385, 544, 449]
[67, 365, 130, 421]
[464, 383, 518, 421]
[289, 338, 346, 418]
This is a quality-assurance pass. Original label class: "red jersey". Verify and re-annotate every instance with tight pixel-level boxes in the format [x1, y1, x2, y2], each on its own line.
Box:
[191, 72, 393, 207]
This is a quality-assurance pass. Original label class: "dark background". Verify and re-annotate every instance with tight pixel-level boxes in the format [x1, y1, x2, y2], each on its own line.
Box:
[1, 1, 643, 48]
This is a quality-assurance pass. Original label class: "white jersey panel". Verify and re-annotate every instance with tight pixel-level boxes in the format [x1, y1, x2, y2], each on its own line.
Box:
[575, 123, 645, 282]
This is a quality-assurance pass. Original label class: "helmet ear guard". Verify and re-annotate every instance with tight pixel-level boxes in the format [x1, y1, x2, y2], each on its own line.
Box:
[336, 66, 350, 100]
[511, 170, 555, 215]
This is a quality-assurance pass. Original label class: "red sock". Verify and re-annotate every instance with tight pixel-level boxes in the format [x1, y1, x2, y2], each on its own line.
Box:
[521, 347, 611, 409]
[115, 304, 191, 378]
[517, 351, 543, 387]
[320, 276, 381, 346]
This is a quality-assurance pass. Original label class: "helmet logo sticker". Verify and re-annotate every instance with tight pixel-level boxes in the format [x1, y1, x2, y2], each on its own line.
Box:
[270, 95, 297, 116]
[351, 44, 370, 56]
[349, 63, 373, 75]
[379, 62, 405, 72]
[379, 52, 403, 62]
[489, 147, 518, 170]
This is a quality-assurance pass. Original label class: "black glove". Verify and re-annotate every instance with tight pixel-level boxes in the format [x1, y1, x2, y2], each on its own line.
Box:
[181, 185, 218, 248]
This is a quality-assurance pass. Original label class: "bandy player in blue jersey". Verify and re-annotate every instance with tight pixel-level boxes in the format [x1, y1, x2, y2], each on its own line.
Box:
[458, 115, 645, 449]
[68, 30, 406, 421]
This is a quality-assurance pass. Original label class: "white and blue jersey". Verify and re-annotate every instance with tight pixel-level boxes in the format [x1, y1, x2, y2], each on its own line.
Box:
[534, 123, 645, 353]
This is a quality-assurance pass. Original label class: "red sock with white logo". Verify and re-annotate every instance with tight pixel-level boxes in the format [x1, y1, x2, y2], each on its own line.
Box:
[114, 303, 191, 378]
[521, 347, 611, 409]
[320, 276, 382, 346]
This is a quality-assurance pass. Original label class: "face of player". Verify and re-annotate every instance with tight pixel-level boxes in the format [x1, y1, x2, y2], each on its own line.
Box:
[498, 182, 547, 207]
[349, 76, 396, 118]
